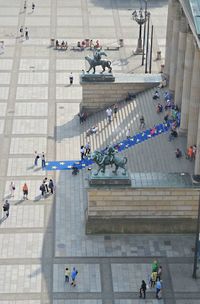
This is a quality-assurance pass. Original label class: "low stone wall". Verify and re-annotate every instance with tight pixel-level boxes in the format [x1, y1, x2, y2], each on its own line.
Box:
[86, 187, 199, 234]
[80, 74, 162, 114]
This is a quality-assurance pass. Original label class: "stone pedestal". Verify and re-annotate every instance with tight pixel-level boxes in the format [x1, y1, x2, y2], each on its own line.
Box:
[89, 171, 131, 186]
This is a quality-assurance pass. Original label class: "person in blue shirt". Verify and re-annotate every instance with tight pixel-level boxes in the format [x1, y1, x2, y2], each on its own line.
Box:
[156, 279, 162, 299]
[71, 267, 78, 287]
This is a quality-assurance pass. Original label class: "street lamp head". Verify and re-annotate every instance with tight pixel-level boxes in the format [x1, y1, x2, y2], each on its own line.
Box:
[132, 9, 146, 25]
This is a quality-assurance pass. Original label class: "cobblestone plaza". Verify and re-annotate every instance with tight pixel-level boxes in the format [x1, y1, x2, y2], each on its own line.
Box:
[0, 0, 199, 303]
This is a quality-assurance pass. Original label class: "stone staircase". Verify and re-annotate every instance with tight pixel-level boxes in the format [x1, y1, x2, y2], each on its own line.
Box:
[80, 87, 194, 174]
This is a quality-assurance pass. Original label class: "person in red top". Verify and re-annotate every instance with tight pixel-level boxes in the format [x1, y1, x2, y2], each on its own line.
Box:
[187, 146, 193, 160]
[22, 183, 28, 200]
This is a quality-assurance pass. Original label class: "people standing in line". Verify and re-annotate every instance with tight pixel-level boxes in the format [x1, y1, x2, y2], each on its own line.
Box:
[126, 128, 131, 139]
[69, 72, 74, 85]
[139, 280, 147, 299]
[9, 181, 15, 197]
[65, 267, 70, 283]
[85, 142, 91, 156]
[34, 151, 40, 166]
[113, 104, 118, 117]
[25, 27, 29, 40]
[32, 2, 35, 12]
[40, 182, 46, 199]
[106, 107, 112, 123]
[80, 145, 85, 160]
[3, 200, 10, 218]
[48, 179, 54, 194]
[41, 152, 46, 168]
[22, 183, 28, 200]
[71, 267, 78, 287]
[139, 115, 145, 129]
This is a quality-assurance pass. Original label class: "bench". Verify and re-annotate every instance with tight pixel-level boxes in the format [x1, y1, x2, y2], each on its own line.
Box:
[55, 45, 68, 50]
[106, 46, 120, 51]
[71, 46, 84, 51]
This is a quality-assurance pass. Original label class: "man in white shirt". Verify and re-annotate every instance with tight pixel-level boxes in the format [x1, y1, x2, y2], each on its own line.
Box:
[106, 107, 112, 123]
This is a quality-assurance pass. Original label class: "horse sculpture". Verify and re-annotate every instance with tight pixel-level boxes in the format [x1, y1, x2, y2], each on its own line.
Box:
[91, 148, 127, 175]
[85, 55, 112, 74]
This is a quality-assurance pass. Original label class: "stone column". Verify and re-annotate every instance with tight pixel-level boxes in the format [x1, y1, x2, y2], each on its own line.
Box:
[169, 15, 181, 92]
[179, 33, 195, 133]
[164, 0, 179, 77]
[174, 16, 187, 107]
[187, 47, 200, 147]
[194, 108, 200, 175]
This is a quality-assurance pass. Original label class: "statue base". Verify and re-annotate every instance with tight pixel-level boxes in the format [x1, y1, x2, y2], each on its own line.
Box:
[89, 170, 131, 186]
[80, 73, 115, 83]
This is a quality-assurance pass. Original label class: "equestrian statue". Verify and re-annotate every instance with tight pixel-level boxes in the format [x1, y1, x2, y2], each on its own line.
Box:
[85, 49, 112, 74]
[91, 146, 127, 175]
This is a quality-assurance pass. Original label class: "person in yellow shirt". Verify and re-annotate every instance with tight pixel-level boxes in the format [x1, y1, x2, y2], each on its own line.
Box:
[150, 271, 157, 288]
[65, 267, 70, 283]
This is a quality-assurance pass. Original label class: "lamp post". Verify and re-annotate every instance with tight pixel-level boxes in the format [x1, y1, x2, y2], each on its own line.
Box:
[142, 0, 147, 65]
[132, 8, 146, 55]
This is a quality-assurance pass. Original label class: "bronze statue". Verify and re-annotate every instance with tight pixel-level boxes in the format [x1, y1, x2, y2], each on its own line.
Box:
[85, 49, 112, 74]
[91, 146, 127, 175]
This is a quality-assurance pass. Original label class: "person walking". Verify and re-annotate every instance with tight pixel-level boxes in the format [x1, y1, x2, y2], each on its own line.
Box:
[113, 104, 118, 118]
[19, 26, 23, 38]
[156, 279, 162, 299]
[85, 142, 91, 156]
[24, 0, 27, 10]
[150, 271, 157, 288]
[25, 27, 29, 40]
[139, 280, 147, 299]
[3, 200, 10, 218]
[32, 2, 35, 12]
[80, 145, 85, 160]
[9, 181, 15, 197]
[69, 72, 74, 85]
[157, 266, 162, 281]
[126, 128, 131, 139]
[43, 177, 49, 193]
[71, 267, 78, 287]
[48, 179, 54, 194]
[65, 267, 70, 283]
[139, 115, 145, 129]
[41, 152, 46, 168]
[34, 151, 40, 166]
[22, 183, 28, 200]
[106, 107, 112, 123]
[40, 182, 46, 199]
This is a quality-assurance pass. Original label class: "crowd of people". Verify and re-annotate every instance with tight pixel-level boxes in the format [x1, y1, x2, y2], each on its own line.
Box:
[139, 260, 163, 299]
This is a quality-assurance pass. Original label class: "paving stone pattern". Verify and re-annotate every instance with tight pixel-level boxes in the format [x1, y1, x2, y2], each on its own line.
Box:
[0, 0, 198, 303]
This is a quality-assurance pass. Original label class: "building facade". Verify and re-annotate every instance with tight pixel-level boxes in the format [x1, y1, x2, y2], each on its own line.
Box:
[164, 0, 200, 175]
